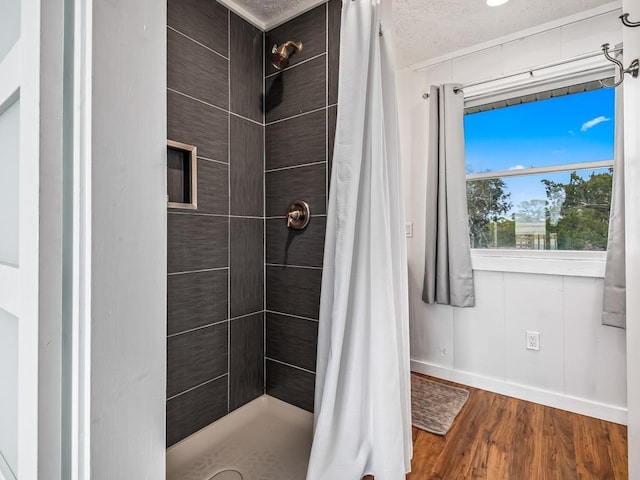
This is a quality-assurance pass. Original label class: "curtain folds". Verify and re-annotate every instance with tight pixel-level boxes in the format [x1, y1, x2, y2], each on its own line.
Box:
[603, 82, 626, 328]
[421, 85, 475, 308]
[306, 1, 412, 479]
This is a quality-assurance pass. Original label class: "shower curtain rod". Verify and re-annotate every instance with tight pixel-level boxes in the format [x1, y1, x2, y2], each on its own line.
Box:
[422, 45, 622, 98]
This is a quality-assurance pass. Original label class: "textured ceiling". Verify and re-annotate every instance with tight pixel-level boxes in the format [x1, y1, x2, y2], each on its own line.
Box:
[222, 0, 325, 29]
[392, 0, 615, 68]
[226, 0, 615, 68]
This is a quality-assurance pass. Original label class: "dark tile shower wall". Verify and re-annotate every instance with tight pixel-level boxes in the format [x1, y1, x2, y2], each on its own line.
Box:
[264, 0, 341, 413]
[166, 0, 264, 448]
[165, 0, 340, 446]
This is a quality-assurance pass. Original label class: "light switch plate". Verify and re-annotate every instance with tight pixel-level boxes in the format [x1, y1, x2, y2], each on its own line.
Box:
[405, 222, 413, 238]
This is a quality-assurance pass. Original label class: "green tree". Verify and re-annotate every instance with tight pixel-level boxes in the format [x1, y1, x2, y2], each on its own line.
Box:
[495, 217, 515, 247]
[466, 178, 512, 248]
[542, 170, 613, 250]
[515, 199, 547, 223]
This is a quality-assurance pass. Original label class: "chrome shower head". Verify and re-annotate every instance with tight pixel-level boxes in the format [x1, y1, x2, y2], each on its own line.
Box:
[271, 41, 304, 70]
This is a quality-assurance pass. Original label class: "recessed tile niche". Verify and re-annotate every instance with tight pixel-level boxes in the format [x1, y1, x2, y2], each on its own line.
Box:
[167, 140, 197, 210]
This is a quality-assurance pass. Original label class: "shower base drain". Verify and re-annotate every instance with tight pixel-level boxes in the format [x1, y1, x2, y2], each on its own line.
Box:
[210, 470, 243, 480]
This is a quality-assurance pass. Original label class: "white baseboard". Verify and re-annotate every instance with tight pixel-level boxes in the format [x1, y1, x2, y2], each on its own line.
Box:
[411, 359, 628, 426]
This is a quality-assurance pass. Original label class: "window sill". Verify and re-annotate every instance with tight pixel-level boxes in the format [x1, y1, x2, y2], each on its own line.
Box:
[470, 249, 606, 278]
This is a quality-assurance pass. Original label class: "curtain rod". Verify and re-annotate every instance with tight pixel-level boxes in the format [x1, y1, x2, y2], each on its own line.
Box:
[421, 46, 622, 98]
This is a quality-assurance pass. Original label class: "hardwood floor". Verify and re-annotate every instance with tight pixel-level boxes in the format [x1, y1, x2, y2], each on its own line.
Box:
[406, 375, 628, 479]
[366, 374, 628, 479]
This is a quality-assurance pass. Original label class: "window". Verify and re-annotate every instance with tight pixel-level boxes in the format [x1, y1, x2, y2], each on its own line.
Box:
[464, 84, 614, 252]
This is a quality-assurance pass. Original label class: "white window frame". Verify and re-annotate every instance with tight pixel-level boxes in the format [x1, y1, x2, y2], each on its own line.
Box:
[463, 65, 615, 277]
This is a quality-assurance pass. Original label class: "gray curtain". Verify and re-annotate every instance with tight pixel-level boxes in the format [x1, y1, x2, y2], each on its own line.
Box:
[422, 84, 475, 307]
[603, 82, 625, 328]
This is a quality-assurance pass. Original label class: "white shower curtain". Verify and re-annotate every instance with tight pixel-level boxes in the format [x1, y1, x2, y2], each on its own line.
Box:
[306, 1, 412, 479]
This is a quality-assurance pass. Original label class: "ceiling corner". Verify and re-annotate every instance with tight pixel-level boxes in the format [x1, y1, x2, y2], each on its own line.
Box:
[217, 0, 329, 32]
[217, 0, 267, 31]
[262, 0, 328, 31]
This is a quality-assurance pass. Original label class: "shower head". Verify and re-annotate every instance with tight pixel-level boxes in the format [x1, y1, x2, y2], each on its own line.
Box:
[271, 41, 304, 70]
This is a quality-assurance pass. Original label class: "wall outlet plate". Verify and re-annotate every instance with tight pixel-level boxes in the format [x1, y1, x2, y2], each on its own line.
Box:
[526, 331, 540, 351]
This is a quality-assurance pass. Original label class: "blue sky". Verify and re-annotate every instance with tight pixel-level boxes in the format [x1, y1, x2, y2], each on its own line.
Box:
[464, 88, 615, 173]
[464, 88, 615, 218]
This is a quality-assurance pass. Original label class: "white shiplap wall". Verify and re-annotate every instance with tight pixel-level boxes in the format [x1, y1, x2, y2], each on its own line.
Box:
[397, 8, 628, 423]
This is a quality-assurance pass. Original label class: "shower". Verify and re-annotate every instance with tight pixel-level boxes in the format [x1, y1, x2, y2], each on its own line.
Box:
[270, 40, 304, 70]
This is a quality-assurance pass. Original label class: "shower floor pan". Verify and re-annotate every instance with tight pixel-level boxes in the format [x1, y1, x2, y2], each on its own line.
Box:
[167, 395, 313, 480]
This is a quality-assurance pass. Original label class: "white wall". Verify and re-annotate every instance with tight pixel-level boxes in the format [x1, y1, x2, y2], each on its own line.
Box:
[621, 0, 640, 477]
[87, 0, 167, 478]
[397, 8, 628, 423]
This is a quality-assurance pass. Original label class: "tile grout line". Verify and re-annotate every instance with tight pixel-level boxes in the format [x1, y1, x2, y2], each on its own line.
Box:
[265, 357, 316, 376]
[325, 1, 330, 215]
[167, 211, 263, 219]
[168, 318, 230, 339]
[230, 110, 264, 127]
[229, 310, 264, 322]
[264, 52, 327, 79]
[227, 9, 232, 415]
[167, 86, 226, 114]
[265, 105, 329, 126]
[266, 309, 319, 323]
[167, 87, 263, 127]
[265, 160, 327, 173]
[198, 155, 228, 166]
[266, 263, 323, 270]
[266, 214, 327, 220]
[263, 26, 268, 396]
[167, 373, 229, 402]
[168, 266, 229, 276]
[167, 25, 230, 60]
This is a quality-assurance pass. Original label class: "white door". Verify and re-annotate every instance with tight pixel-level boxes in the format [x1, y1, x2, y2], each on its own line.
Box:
[0, 12, 21, 474]
[0, 0, 65, 478]
[2, 0, 166, 476]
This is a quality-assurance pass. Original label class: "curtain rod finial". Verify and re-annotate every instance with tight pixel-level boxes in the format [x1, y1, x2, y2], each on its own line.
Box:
[620, 13, 640, 28]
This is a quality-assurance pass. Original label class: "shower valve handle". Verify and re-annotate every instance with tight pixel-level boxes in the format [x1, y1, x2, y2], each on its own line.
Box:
[288, 211, 301, 225]
[286, 201, 311, 230]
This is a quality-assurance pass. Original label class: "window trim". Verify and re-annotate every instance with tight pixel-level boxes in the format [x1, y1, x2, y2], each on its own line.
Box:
[462, 58, 615, 109]
[470, 249, 606, 277]
[466, 159, 614, 181]
[464, 73, 614, 276]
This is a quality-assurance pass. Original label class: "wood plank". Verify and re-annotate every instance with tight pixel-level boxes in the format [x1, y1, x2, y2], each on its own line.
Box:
[465, 393, 505, 478]
[575, 415, 614, 479]
[399, 374, 627, 480]
[407, 426, 445, 479]
[364, 375, 627, 479]
[608, 422, 629, 479]
[484, 392, 516, 480]
[541, 404, 577, 479]
[507, 400, 545, 479]
[428, 384, 490, 479]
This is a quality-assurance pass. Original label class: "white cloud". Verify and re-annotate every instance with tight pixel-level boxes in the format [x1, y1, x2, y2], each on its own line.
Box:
[509, 164, 526, 170]
[568, 130, 575, 135]
[552, 149, 566, 155]
[581, 116, 611, 132]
